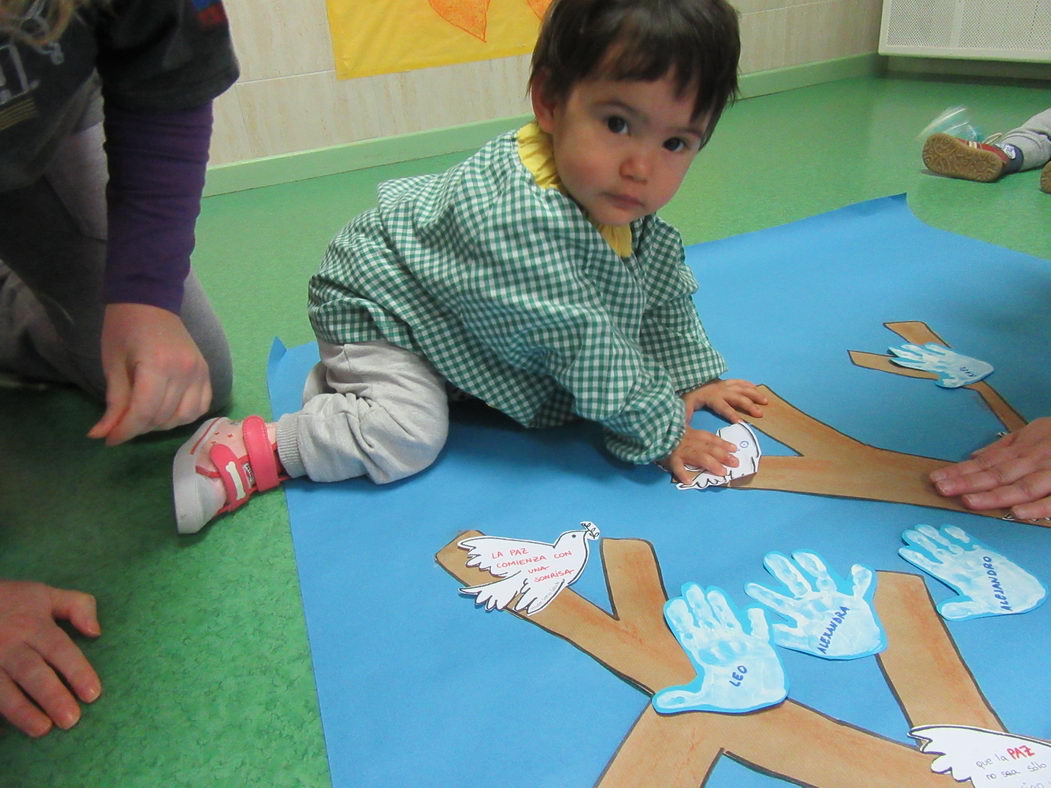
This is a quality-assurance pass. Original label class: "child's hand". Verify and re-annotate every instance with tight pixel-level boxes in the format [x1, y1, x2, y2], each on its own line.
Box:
[661, 426, 740, 484]
[683, 379, 767, 423]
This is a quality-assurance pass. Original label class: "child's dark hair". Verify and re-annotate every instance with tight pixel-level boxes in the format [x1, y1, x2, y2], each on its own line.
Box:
[529, 0, 740, 128]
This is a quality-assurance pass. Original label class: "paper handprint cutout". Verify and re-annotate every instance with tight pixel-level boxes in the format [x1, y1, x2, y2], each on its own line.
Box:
[888, 342, 993, 388]
[676, 422, 762, 491]
[745, 551, 886, 660]
[652, 584, 788, 715]
[899, 525, 1047, 621]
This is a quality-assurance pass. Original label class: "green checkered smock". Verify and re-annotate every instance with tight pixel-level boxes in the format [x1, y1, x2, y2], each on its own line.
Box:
[309, 127, 727, 464]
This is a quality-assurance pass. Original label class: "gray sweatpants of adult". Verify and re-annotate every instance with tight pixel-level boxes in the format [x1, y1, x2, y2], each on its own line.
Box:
[1003, 108, 1051, 170]
[0, 122, 232, 404]
[274, 340, 449, 484]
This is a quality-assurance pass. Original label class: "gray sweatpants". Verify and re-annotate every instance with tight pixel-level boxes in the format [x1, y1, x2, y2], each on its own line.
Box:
[0, 123, 232, 404]
[1003, 108, 1051, 171]
[275, 340, 449, 484]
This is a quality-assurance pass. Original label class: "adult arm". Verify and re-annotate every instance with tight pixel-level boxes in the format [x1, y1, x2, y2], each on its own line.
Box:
[87, 101, 214, 445]
[87, 0, 239, 443]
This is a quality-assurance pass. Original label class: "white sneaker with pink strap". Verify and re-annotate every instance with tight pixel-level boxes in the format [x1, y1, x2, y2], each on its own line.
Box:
[173, 415, 286, 534]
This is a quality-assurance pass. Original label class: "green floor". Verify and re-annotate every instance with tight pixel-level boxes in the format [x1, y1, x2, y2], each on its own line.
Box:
[2, 73, 1048, 786]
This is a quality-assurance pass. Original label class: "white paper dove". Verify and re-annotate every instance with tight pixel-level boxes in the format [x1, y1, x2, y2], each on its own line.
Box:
[677, 422, 762, 491]
[457, 522, 600, 615]
[911, 725, 1051, 785]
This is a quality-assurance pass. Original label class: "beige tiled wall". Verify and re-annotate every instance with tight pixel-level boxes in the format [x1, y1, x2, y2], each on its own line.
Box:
[210, 0, 883, 166]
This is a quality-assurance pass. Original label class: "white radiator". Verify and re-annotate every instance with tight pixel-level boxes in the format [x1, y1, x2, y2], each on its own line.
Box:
[879, 0, 1051, 62]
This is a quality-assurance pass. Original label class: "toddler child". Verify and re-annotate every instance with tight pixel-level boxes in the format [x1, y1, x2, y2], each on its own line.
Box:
[173, 0, 767, 534]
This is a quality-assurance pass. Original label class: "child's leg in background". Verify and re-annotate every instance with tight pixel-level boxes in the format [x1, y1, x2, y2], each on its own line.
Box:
[276, 340, 449, 484]
[999, 108, 1051, 171]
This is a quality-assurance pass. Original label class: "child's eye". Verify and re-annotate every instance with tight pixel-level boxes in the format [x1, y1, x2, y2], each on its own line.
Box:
[664, 137, 690, 152]
[606, 116, 629, 134]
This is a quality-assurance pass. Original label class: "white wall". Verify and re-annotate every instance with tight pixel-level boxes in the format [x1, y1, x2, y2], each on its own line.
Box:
[210, 0, 884, 166]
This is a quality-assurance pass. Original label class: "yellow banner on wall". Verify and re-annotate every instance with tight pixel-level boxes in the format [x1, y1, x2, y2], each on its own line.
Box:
[326, 0, 552, 80]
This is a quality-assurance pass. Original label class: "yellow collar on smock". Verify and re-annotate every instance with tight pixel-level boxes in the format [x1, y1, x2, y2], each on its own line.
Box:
[516, 121, 634, 258]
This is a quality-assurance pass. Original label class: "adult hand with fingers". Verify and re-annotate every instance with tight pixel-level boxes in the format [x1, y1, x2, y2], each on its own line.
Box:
[0, 580, 102, 737]
[652, 583, 788, 715]
[930, 417, 1051, 520]
[745, 551, 885, 659]
[88, 303, 213, 445]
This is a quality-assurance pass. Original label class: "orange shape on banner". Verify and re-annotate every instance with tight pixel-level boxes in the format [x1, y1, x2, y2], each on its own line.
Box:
[525, 0, 552, 20]
[428, 0, 492, 41]
[326, 0, 547, 80]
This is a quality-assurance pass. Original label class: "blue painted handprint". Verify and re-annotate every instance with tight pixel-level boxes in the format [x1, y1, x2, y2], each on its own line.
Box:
[652, 584, 788, 715]
[888, 342, 993, 388]
[745, 551, 886, 660]
[899, 524, 1047, 621]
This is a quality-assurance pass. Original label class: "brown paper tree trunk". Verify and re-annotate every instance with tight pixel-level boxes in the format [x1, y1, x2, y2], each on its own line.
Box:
[437, 534, 1002, 785]
[434, 319, 1030, 782]
[714, 321, 1036, 524]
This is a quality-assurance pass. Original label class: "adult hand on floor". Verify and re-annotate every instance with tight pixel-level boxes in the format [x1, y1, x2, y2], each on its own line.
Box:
[0, 580, 101, 737]
[88, 303, 212, 445]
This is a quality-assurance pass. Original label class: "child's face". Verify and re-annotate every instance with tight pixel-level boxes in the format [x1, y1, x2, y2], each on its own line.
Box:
[533, 73, 707, 227]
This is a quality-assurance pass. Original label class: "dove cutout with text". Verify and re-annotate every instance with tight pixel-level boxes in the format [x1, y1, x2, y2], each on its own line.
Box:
[677, 422, 762, 490]
[899, 525, 1047, 621]
[457, 522, 599, 615]
[888, 342, 993, 388]
[910, 725, 1051, 786]
[652, 584, 788, 715]
[745, 551, 886, 660]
